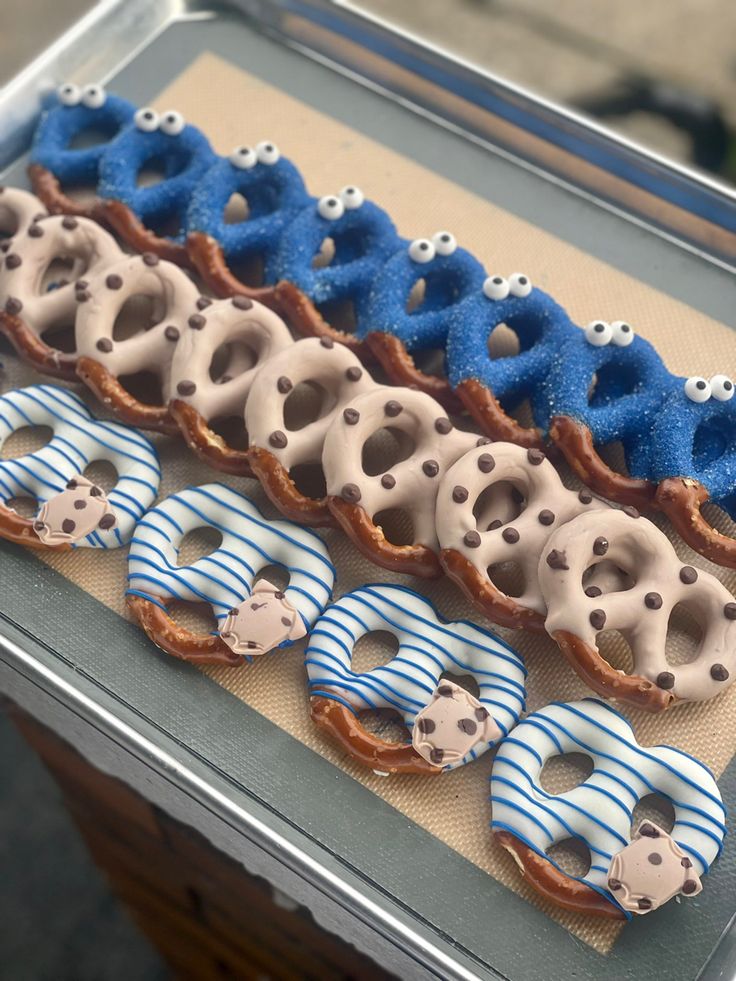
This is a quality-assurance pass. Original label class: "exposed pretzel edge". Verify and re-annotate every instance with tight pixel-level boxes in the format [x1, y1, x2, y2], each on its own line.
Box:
[126, 593, 242, 666]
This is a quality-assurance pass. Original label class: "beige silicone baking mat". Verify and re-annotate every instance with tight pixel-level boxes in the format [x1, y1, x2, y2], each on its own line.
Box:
[4, 53, 736, 954]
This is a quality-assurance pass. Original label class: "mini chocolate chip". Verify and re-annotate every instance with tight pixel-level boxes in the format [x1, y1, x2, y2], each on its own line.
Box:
[73, 499, 87, 510]
[623, 505, 640, 519]
[320, 336, 334, 348]
[61, 216, 78, 230]
[188, 314, 205, 330]
[593, 537, 608, 556]
[384, 400, 402, 417]
[232, 295, 253, 310]
[589, 609, 606, 630]
[527, 448, 545, 465]
[608, 878, 622, 891]
[341, 483, 361, 503]
[76, 289, 90, 302]
[28, 224, 43, 238]
[458, 718, 477, 735]
[281, 616, 291, 627]
[645, 592, 663, 610]
[422, 460, 440, 478]
[638, 898, 652, 910]
[343, 408, 360, 425]
[475, 707, 489, 721]
[247, 641, 257, 649]
[381, 474, 396, 489]
[502, 527, 519, 544]
[477, 453, 495, 473]
[430, 748, 444, 764]
[5, 254, 21, 269]
[546, 549, 568, 570]
[164, 325, 179, 341]
[680, 566, 698, 584]
[61, 518, 76, 534]
[346, 366, 362, 382]
[142, 252, 159, 266]
[177, 381, 196, 396]
[277, 376, 293, 394]
[648, 852, 662, 865]
[196, 296, 212, 310]
[66, 480, 78, 490]
[437, 685, 453, 697]
[75, 279, 88, 291]
[269, 431, 287, 449]
[106, 274, 123, 290]
[435, 417, 452, 434]
[584, 586, 602, 598]
[681, 857, 692, 869]
[476, 436, 492, 446]
[682, 880, 697, 896]
[656, 672, 675, 690]
[5, 297, 23, 315]
[464, 531, 481, 548]
[417, 718, 435, 734]
[710, 663, 729, 682]
[725, 603, 736, 620]
[96, 338, 113, 353]
[488, 519, 503, 531]
[274, 592, 285, 600]
[538, 509, 555, 525]
[98, 514, 116, 530]
[452, 486, 468, 503]
[579, 489, 593, 504]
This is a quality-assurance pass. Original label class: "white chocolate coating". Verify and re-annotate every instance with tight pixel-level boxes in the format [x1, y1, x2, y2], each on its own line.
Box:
[0, 187, 46, 244]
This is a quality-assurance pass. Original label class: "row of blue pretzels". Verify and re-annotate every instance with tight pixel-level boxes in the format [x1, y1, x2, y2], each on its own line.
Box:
[29, 85, 736, 517]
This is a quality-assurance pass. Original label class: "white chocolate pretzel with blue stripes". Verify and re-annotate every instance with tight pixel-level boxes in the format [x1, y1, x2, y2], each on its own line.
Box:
[0, 384, 160, 549]
[491, 699, 726, 918]
[126, 483, 335, 666]
[306, 583, 526, 775]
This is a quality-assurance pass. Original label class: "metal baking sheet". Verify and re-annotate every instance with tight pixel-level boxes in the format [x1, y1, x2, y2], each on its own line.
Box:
[0, 3, 735, 980]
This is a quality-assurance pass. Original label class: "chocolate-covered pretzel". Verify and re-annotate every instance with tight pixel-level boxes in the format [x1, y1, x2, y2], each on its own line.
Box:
[323, 386, 477, 577]
[169, 294, 293, 473]
[246, 336, 376, 525]
[307, 583, 526, 774]
[74, 252, 199, 431]
[127, 483, 334, 665]
[492, 699, 725, 918]
[539, 508, 736, 711]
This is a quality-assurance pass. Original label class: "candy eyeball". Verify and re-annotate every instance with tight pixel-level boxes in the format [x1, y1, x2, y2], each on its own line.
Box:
[710, 374, 734, 401]
[229, 145, 257, 170]
[482, 275, 510, 301]
[134, 107, 159, 132]
[584, 320, 613, 347]
[57, 83, 81, 107]
[256, 141, 280, 165]
[432, 231, 457, 256]
[684, 376, 712, 403]
[81, 84, 106, 109]
[409, 238, 435, 264]
[508, 272, 532, 298]
[611, 320, 634, 347]
[340, 186, 364, 210]
[318, 195, 345, 221]
[160, 110, 185, 136]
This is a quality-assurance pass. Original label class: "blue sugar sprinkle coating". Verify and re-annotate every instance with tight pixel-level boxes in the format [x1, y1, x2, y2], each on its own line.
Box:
[446, 286, 578, 422]
[540, 331, 677, 477]
[650, 385, 736, 517]
[187, 155, 311, 272]
[98, 123, 216, 243]
[30, 94, 136, 186]
[361, 244, 486, 352]
[272, 198, 401, 315]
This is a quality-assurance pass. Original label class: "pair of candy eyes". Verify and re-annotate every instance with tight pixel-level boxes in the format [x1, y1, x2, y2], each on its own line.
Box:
[584, 320, 635, 348]
[408, 232, 458, 263]
[482, 273, 532, 301]
[134, 107, 186, 136]
[684, 374, 734, 403]
[228, 142, 281, 169]
[317, 187, 365, 220]
[57, 83, 106, 109]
